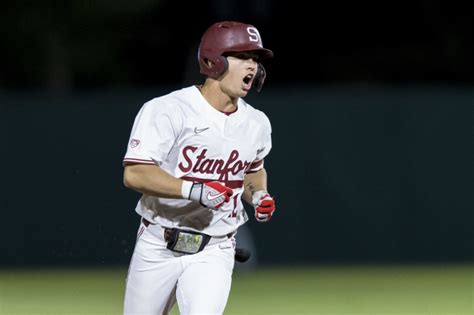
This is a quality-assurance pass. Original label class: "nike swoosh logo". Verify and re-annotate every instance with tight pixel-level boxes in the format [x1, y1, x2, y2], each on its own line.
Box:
[207, 191, 225, 201]
[194, 127, 210, 133]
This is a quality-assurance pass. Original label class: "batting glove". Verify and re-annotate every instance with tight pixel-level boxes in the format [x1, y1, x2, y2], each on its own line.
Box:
[182, 181, 233, 210]
[252, 190, 275, 222]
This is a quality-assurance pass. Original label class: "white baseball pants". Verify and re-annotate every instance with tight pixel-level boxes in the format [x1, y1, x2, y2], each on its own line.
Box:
[123, 219, 236, 315]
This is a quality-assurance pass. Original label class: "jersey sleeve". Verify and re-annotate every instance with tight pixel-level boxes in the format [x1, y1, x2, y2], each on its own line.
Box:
[123, 99, 181, 166]
[247, 112, 272, 173]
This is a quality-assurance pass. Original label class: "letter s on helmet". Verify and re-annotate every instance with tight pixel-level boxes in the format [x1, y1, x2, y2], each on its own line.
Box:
[198, 21, 274, 92]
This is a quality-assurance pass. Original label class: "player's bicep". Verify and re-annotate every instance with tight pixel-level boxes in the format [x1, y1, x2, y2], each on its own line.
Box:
[123, 163, 158, 188]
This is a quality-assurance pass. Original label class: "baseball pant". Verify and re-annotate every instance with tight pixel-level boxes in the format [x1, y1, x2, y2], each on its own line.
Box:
[123, 219, 236, 315]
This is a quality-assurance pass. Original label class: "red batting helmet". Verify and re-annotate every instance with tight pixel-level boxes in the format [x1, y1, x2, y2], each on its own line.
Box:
[198, 21, 273, 91]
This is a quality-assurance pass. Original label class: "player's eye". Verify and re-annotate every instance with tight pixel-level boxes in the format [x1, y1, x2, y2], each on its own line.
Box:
[226, 52, 259, 61]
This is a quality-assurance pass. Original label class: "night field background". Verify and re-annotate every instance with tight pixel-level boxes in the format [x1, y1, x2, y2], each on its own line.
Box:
[1, 265, 472, 314]
[1, 1, 472, 314]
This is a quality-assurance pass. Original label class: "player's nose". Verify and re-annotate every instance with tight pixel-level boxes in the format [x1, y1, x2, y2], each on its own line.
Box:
[246, 61, 256, 71]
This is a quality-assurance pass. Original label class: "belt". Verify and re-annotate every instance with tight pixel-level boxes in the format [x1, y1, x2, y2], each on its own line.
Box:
[142, 218, 233, 244]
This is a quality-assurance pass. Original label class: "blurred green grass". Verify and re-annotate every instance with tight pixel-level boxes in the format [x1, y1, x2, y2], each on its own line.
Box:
[0, 264, 472, 314]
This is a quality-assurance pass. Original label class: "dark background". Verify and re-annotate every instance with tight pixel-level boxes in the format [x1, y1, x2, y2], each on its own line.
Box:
[1, 1, 473, 89]
[1, 1, 472, 267]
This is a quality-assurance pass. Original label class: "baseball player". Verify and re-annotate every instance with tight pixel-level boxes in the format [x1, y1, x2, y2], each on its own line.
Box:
[122, 21, 276, 315]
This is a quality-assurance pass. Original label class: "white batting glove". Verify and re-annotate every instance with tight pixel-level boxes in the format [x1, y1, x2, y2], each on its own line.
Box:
[252, 190, 276, 222]
[182, 181, 233, 210]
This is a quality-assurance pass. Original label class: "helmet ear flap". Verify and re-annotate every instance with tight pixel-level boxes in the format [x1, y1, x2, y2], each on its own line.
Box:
[253, 63, 267, 93]
[218, 56, 229, 77]
[203, 55, 229, 79]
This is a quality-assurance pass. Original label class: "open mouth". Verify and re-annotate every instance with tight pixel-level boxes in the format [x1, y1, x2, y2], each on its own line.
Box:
[242, 74, 254, 90]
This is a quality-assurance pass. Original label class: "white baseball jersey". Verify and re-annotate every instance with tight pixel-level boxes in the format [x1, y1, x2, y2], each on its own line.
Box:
[123, 85, 272, 236]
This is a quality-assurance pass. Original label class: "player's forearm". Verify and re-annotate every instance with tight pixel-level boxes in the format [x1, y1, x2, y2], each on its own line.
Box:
[123, 164, 183, 198]
[242, 168, 268, 204]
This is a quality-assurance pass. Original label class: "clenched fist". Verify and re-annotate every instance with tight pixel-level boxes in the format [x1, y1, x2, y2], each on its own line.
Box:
[182, 181, 233, 209]
[252, 190, 275, 222]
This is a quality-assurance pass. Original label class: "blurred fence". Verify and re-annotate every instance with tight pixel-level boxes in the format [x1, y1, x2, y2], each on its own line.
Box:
[1, 84, 472, 266]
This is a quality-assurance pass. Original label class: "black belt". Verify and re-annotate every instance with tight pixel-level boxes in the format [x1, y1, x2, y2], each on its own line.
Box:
[141, 218, 232, 244]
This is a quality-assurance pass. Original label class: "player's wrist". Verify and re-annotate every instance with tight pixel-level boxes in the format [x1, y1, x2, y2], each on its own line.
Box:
[252, 190, 269, 205]
[181, 180, 195, 199]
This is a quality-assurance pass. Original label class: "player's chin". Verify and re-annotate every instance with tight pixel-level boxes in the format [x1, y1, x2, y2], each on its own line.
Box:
[239, 85, 251, 96]
[239, 89, 249, 97]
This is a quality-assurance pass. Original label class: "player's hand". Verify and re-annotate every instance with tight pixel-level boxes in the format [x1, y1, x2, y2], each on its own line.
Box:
[252, 190, 275, 222]
[185, 181, 233, 210]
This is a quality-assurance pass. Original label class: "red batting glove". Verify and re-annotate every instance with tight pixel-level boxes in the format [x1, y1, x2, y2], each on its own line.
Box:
[185, 181, 233, 210]
[252, 190, 275, 222]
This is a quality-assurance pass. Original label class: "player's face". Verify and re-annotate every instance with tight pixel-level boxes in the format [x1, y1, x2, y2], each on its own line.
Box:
[220, 52, 260, 98]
